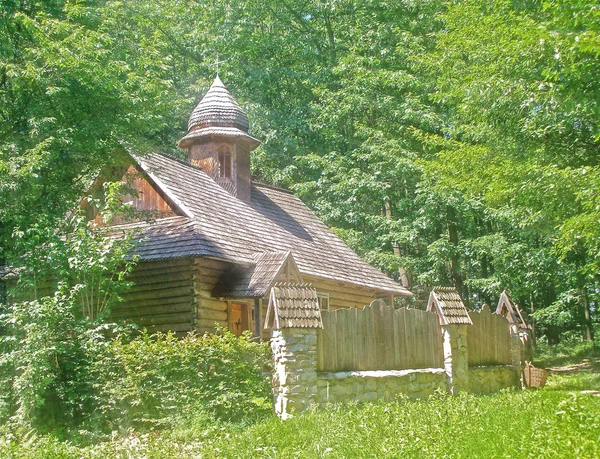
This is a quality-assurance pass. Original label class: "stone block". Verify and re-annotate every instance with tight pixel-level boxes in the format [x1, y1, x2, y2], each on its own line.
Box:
[361, 392, 378, 402]
[305, 333, 318, 345]
[408, 383, 420, 393]
[287, 343, 309, 352]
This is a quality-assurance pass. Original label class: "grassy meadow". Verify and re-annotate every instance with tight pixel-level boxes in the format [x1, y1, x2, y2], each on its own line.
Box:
[1, 344, 599, 459]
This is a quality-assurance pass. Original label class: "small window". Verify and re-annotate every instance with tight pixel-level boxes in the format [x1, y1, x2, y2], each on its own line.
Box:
[317, 292, 329, 311]
[217, 144, 232, 178]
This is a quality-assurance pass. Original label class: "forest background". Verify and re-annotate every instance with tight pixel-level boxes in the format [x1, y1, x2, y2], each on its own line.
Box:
[1, 0, 599, 344]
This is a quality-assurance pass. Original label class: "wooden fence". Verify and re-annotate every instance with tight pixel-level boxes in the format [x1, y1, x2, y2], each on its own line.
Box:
[317, 303, 444, 372]
[467, 305, 512, 366]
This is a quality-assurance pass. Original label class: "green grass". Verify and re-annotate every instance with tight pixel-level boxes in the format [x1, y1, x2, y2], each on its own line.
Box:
[2, 348, 599, 459]
[2, 379, 599, 458]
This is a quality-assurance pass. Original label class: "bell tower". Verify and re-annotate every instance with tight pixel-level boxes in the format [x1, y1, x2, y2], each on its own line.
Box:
[178, 76, 260, 202]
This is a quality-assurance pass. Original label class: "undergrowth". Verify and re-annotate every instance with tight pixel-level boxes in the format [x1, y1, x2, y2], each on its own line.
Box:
[2, 379, 599, 458]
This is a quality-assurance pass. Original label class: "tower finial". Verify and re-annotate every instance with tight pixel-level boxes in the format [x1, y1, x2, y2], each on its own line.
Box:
[213, 52, 228, 77]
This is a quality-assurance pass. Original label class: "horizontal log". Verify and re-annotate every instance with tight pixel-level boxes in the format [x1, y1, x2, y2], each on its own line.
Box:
[195, 258, 230, 270]
[119, 294, 191, 309]
[127, 279, 192, 294]
[122, 286, 191, 302]
[198, 308, 227, 322]
[303, 276, 379, 295]
[198, 281, 220, 291]
[111, 303, 192, 318]
[195, 326, 216, 335]
[136, 258, 191, 269]
[136, 313, 193, 326]
[197, 318, 228, 329]
[330, 299, 371, 310]
[194, 266, 228, 277]
[129, 271, 192, 287]
[198, 298, 227, 312]
[193, 289, 214, 299]
[129, 264, 192, 279]
[145, 323, 192, 333]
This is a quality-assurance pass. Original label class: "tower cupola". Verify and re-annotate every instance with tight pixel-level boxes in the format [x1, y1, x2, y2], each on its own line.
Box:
[178, 76, 260, 201]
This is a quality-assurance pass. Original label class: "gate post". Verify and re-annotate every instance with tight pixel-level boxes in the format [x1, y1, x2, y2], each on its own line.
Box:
[264, 283, 323, 419]
[271, 328, 319, 419]
[426, 287, 473, 394]
[441, 323, 469, 394]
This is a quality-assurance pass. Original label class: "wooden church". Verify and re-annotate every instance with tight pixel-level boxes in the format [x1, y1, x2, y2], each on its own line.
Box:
[98, 76, 411, 339]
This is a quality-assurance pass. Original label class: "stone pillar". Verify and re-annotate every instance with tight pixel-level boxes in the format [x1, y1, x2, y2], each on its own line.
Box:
[520, 328, 533, 363]
[509, 324, 523, 368]
[271, 328, 318, 419]
[441, 324, 469, 394]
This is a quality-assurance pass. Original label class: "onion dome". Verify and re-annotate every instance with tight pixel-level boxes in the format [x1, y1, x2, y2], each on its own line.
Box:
[179, 76, 259, 150]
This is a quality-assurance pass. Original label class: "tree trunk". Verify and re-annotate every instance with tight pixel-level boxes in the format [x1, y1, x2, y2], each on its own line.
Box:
[447, 206, 468, 307]
[385, 197, 410, 288]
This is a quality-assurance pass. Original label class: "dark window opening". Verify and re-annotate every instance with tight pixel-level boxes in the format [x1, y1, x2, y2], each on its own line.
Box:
[217, 145, 232, 179]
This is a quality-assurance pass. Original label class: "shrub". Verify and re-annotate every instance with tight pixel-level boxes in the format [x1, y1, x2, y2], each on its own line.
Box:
[91, 329, 272, 431]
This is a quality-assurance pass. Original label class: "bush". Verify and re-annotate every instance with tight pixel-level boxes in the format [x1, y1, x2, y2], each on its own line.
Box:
[91, 329, 272, 432]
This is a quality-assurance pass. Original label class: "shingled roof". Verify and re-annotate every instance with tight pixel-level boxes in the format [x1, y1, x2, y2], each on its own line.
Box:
[128, 153, 410, 296]
[265, 283, 323, 329]
[496, 290, 531, 329]
[427, 286, 472, 325]
[179, 76, 259, 150]
[212, 251, 301, 298]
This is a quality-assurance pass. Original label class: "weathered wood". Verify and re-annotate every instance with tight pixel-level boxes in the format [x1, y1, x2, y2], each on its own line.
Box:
[317, 303, 444, 372]
[129, 271, 192, 287]
[467, 306, 512, 366]
[198, 298, 228, 312]
[195, 258, 231, 270]
[127, 279, 192, 294]
[136, 313, 193, 326]
[122, 286, 192, 302]
[197, 318, 228, 329]
[111, 303, 192, 318]
[119, 294, 191, 308]
[132, 258, 191, 273]
[198, 308, 228, 322]
[146, 323, 191, 333]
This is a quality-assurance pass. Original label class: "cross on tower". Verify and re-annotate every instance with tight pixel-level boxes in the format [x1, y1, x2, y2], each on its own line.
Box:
[212, 52, 228, 76]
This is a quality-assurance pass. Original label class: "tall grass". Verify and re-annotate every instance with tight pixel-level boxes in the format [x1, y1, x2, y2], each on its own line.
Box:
[2, 385, 599, 458]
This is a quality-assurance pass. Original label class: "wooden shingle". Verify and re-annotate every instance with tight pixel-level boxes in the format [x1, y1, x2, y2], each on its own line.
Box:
[128, 153, 411, 296]
[427, 287, 472, 326]
[265, 283, 323, 329]
[212, 251, 301, 298]
[496, 290, 531, 329]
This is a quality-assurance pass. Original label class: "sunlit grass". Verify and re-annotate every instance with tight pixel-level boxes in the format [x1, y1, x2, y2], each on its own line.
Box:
[3, 373, 599, 459]
[3, 346, 599, 459]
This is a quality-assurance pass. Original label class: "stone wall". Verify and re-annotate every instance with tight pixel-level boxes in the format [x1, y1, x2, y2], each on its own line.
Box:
[316, 369, 447, 404]
[469, 366, 520, 394]
[271, 328, 318, 419]
[270, 306, 527, 418]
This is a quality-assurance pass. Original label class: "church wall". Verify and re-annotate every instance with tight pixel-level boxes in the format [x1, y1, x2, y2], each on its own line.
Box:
[302, 275, 379, 310]
[86, 165, 177, 227]
[193, 257, 231, 334]
[112, 258, 195, 335]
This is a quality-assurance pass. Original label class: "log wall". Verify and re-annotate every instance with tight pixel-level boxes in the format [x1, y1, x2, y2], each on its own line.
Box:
[193, 258, 231, 334]
[302, 275, 378, 310]
[113, 258, 194, 335]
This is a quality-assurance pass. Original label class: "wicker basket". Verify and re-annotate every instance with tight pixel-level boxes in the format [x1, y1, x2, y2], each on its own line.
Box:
[524, 362, 548, 388]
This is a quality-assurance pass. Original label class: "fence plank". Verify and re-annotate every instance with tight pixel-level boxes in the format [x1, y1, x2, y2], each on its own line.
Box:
[317, 304, 445, 372]
[467, 306, 512, 366]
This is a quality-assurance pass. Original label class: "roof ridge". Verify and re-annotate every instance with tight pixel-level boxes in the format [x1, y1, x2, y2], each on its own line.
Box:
[252, 181, 294, 195]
